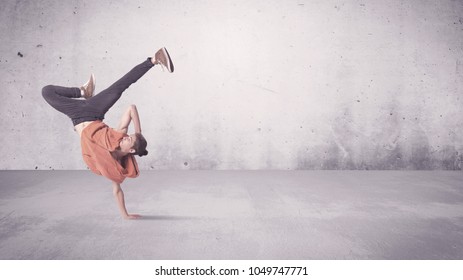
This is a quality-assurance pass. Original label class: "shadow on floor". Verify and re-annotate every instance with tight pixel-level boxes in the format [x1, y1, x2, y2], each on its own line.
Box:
[138, 215, 199, 221]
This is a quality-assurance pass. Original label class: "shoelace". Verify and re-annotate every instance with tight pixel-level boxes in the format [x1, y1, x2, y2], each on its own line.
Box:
[158, 59, 166, 72]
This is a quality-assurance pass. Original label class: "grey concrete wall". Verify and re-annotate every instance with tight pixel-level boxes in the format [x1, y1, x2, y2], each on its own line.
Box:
[1, 0, 462, 170]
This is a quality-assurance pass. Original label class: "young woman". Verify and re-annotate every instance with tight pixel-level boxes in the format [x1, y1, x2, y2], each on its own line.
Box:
[42, 47, 174, 219]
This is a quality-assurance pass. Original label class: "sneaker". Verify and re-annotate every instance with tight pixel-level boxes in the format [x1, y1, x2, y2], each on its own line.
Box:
[154, 47, 174, 73]
[80, 74, 95, 99]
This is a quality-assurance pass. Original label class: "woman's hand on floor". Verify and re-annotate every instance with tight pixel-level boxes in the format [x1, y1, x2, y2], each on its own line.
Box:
[124, 214, 142, 220]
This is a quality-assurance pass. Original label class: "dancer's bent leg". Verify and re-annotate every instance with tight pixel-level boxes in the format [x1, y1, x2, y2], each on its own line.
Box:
[42, 85, 86, 119]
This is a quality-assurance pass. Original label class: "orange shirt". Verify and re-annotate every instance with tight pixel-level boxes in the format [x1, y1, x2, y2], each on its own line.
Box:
[80, 121, 139, 184]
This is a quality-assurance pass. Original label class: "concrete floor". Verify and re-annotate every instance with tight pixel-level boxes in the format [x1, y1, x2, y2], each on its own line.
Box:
[0, 170, 462, 260]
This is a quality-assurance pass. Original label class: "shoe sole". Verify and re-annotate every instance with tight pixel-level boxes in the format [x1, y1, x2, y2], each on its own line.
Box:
[161, 47, 174, 73]
[85, 74, 95, 99]
[89, 73, 95, 97]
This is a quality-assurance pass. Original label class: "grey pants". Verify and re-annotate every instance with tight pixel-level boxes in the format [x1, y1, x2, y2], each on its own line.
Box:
[42, 58, 154, 126]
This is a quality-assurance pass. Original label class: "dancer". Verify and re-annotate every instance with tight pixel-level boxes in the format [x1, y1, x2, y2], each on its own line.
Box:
[42, 48, 174, 219]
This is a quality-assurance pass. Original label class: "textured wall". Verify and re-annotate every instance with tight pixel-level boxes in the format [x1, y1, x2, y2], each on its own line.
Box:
[1, 0, 462, 170]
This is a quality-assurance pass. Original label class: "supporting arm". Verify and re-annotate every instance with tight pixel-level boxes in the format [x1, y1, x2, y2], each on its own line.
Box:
[112, 181, 141, 220]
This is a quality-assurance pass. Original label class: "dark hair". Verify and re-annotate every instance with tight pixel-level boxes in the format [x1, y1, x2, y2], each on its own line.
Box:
[133, 133, 148, 157]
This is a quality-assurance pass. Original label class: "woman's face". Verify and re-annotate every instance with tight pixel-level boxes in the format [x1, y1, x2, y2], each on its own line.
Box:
[119, 134, 136, 153]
